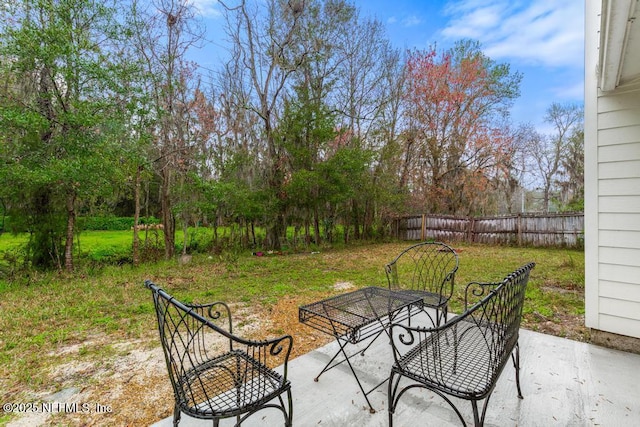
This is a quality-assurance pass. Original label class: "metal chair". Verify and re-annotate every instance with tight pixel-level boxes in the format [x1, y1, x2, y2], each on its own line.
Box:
[385, 241, 459, 326]
[145, 280, 293, 426]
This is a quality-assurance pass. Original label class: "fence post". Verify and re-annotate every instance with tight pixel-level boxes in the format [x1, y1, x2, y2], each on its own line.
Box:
[467, 216, 475, 243]
[421, 214, 426, 240]
[517, 214, 522, 246]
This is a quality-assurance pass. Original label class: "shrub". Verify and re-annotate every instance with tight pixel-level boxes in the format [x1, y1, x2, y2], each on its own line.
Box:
[78, 216, 160, 231]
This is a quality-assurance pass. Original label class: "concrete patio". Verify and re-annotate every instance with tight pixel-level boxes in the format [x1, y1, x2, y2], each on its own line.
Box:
[152, 325, 640, 427]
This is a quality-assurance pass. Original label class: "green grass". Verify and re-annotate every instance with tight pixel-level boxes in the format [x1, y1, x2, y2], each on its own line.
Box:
[0, 232, 24, 249]
[0, 240, 585, 411]
[0, 227, 274, 270]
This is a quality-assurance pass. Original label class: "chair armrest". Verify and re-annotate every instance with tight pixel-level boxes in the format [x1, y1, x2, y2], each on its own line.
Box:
[224, 329, 294, 378]
[439, 270, 456, 300]
[188, 300, 294, 375]
[463, 281, 500, 309]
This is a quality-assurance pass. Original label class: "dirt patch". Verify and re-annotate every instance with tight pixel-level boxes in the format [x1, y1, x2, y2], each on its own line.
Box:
[333, 281, 355, 291]
[523, 311, 590, 342]
[523, 284, 589, 342]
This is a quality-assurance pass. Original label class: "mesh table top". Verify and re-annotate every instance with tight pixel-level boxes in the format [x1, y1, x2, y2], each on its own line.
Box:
[299, 287, 422, 343]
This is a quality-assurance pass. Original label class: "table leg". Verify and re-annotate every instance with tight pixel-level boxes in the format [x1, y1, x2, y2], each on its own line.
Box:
[313, 335, 378, 413]
[313, 336, 349, 382]
[312, 322, 403, 413]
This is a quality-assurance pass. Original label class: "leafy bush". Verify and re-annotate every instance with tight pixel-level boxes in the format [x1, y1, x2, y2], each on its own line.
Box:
[85, 247, 133, 265]
[78, 216, 159, 231]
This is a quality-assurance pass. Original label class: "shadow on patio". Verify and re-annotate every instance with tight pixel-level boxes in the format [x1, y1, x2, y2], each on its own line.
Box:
[151, 325, 640, 427]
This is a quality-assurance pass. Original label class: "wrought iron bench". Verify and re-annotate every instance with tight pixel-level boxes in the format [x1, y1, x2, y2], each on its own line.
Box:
[388, 262, 535, 427]
[144, 281, 293, 426]
[385, 241, 459, 326]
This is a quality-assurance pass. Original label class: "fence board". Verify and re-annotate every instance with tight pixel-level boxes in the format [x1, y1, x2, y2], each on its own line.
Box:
[392, 213, 584, 248]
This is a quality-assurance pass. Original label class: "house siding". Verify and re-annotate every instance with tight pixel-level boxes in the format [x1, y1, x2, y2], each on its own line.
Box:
[598, 314, 640, 338]
[591, 89, 640, 339]
[586, 0, 640, 343]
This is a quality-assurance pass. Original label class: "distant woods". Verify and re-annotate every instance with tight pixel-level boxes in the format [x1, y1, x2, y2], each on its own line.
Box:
[0, 0, 583, 271]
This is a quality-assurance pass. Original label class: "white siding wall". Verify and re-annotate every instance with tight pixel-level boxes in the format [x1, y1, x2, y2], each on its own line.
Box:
[586, 0, 640, 340]
[592, 91, 640, 338]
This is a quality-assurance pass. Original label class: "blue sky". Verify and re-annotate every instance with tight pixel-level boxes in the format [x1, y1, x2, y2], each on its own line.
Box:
[190, 0, 585, 134]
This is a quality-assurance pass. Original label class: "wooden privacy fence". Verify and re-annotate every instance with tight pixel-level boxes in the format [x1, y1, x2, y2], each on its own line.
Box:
[391, 213, 584, 248]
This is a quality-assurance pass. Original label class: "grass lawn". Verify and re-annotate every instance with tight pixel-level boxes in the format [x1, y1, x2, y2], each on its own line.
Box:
[0, 240, 585, 426]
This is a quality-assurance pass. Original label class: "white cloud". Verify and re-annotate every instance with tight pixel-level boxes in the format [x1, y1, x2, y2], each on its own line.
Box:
[440, 0, 584, 68]
[552, 80, 584, 100]
[403, 15, 422, 27]
[189, 0, 222, 18]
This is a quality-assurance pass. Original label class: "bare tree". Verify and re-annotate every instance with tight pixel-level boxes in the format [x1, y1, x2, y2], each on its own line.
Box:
[527, 102, 582, 212]
[557, 126, 584, 211]
[497, 123, 534, 213]
[219, 0, 305, 250]
[334, 13, 390, 141]
[131, 0, 203, 259]
[334, 14, 405, 238]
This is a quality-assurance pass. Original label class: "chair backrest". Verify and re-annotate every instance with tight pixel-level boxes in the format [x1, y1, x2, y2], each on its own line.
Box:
[385, 242, 459, 299]
[145, 281, 235, 408]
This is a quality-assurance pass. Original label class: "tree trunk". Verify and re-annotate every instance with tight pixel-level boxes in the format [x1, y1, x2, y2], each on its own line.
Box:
[182, 213, 188, 255]
[304, 217, 311, 246]
[543, 186, 551, 213]
[212, 215, 218, 247]
[133, 165, 141, 267]
[363, 199, 373, 239]
[266, 214, 284, 250]
[161, 169, 175, 259]
[352, 199, 361, 240]
[265, 133, 284, 250]
[250, 222, 256, 246]
[64, 190, 76, 273]
[313, 205, 321, 245]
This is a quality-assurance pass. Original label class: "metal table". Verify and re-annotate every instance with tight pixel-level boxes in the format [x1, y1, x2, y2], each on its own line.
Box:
[299, 287, 422, 413]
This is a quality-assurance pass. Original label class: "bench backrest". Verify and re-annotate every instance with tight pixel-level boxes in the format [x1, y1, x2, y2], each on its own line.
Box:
[385, 242, 459, 302]
[463, 262, 535, 378]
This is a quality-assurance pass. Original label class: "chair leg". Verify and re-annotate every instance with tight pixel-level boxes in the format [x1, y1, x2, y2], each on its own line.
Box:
[286, 388, 294, 427]
[471, 399, 480, 427]
[511, 342, 523, 399]
[388, 370, 402, 427]
[173, 403, 181, 427]
[471, 391, 496, 427]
